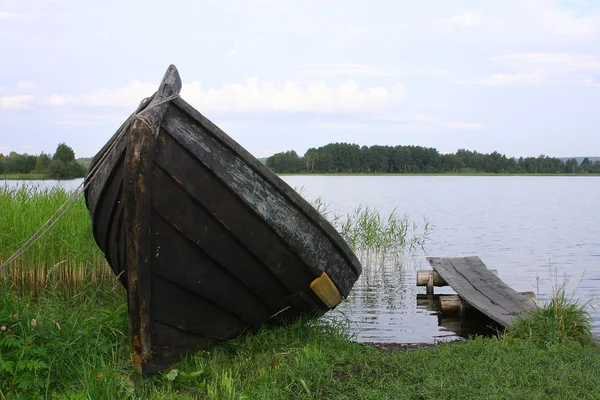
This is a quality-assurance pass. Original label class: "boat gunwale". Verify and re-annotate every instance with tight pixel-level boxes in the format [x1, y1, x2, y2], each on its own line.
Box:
[168, 96, 363, 281]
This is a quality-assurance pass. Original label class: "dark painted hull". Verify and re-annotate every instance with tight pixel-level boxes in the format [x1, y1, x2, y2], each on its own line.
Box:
[84, 65, 362, 374]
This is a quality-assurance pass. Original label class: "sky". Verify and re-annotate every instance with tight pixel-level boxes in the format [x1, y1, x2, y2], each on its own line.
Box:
[1, 0, 599, 159]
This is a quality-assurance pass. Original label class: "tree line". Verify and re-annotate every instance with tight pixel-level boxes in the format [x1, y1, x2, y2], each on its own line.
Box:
[266, 143, 600, 174]
[0, 143, 87, 179]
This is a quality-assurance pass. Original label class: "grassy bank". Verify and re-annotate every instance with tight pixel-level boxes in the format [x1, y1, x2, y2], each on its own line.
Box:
[1, 174, 50, 180]
[0, 186, 112, 295]
[1, 184, 599, 399]
[0, 185, 428, 295]
[1, 286, 599, 399]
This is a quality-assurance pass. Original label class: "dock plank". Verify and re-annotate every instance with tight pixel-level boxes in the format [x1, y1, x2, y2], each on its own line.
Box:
[427, 256, 536, 328]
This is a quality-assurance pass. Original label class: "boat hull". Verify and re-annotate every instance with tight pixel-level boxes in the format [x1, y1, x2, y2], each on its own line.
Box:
[84, 65, 362, 373]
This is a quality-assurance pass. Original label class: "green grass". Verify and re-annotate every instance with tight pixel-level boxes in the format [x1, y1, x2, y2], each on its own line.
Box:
[1, 181, 599, 399]
[0, 185, 111, 295]
[507, 283, 596, 348]
[0, 286, 599, 399]
[1, 185, 428, 295]
[1, 174, 50, 180]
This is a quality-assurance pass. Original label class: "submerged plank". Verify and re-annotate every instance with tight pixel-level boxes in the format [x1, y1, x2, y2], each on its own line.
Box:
[427, 256, 535, 328]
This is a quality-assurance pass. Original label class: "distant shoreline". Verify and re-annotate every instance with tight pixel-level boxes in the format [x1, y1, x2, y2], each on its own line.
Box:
[276, 172, 600, 177]
[3, 172, 600, 181]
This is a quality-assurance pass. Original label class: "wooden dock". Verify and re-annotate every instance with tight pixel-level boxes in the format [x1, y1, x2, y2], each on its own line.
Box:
[422, 256, 536, 329]
[417, 256, 600, 345]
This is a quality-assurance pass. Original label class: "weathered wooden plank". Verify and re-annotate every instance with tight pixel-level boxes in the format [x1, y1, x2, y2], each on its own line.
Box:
[154, 132, 317, 294]
[462, 257, 535, 312]
[151, 167, 290, 307]
[123, 65, 182, 373]
[169, 97, 361, 283]
[149, 202, 274, 325]
[447, 257, 533, 315]
[427, 257, 535, 327]
[151, 276, 248, 340]
[163, 102, 359, 296]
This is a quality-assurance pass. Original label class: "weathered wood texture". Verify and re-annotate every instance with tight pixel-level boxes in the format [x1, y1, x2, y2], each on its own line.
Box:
[84, 64, 363, 374]
[416, 269, 498, 287]
[417, 292, 536, 315]
[426, 257, 536, 328]
[123, 65, 182, 373]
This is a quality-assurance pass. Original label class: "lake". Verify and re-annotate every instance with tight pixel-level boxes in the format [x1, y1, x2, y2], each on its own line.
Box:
[4, 176, 600, 341]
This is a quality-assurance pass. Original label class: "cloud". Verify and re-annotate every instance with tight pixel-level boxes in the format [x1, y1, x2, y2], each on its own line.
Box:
[47, 78, 408, 113]
[527, 0, 600, 36]
[0, 69, 9, 77]
[583, 78, 600, 87]
[446, 12, 484, 28]
[0, 95, 34, 109]
[314, 122, 370, 130]
[491, 53, 600, 70]
[372, 114, 485, 132]
[228, 39, 241, 58]
[443, 122, 486, 131]
[47, 80, 156, 108]
[0, 11, 30, 21]
[17, 81, 36, 91]
[474, 73, 546, 86]
[461, 52, 600, 85]
[296, 64, 395, 77]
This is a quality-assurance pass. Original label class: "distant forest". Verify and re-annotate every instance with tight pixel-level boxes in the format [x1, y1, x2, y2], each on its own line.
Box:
[0, 143, 87, 179]
[266, 143, 600, 174]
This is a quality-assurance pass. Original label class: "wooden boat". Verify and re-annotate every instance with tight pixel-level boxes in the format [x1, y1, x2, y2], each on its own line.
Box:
[83, 65, 362, 374]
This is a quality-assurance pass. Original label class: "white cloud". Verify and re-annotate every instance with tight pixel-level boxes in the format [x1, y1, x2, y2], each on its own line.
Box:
[55, 119, 105, 126]
[462, 52, 600, 85]
[446, 12, 483, 28]
[228, 39, 241, 58]
[17, 81, 36, 91]
[0, 69, 9, 77]
[48, 78, 408, 113]
[0, 11, 30, 20]
[443, 122, 486, 131]
[314, 122, 370, 130]
[524, 0, 600, 36]
[46, 94, 71, 106]
[583, 78, 600, 87]
[296, 64, 395, 77]
[476, 73, 546, 86]
[372, 114, 485, 132]
[0, 95, 34, 109]
[491, 53, 600, 70]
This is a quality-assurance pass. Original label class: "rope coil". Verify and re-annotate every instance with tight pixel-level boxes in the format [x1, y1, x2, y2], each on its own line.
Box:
[0, 94, 179, 272]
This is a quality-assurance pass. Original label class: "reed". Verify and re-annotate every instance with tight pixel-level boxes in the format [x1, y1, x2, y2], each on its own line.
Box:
[305, 192, 431, 268]
[1, 183, 431, 295]
[0, 185, 114, 296]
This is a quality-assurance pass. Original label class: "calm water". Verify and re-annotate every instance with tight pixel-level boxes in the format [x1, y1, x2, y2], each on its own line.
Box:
[4, 176, 600, 341]
[280, 176, 600, 342]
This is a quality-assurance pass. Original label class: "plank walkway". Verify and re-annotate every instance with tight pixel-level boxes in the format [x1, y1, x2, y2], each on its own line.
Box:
[426, 256, 536, 328]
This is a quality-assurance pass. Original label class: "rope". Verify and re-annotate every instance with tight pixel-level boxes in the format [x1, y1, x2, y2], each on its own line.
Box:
[0, 93, 180, 272]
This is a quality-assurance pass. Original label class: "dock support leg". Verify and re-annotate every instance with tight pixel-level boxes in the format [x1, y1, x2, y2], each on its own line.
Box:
[426, 272, 434, 295]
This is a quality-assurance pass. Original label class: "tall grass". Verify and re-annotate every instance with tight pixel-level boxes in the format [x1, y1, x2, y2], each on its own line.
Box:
[507, 272, 597, 346]
[3, 184, 430, 294]
[304, 189, 431, 269]
[0, 185, 113, 295]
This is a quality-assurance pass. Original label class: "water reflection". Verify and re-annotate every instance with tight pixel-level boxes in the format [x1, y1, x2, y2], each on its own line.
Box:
[285, 175, 600, 342]
[333, 252, 470, 343]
